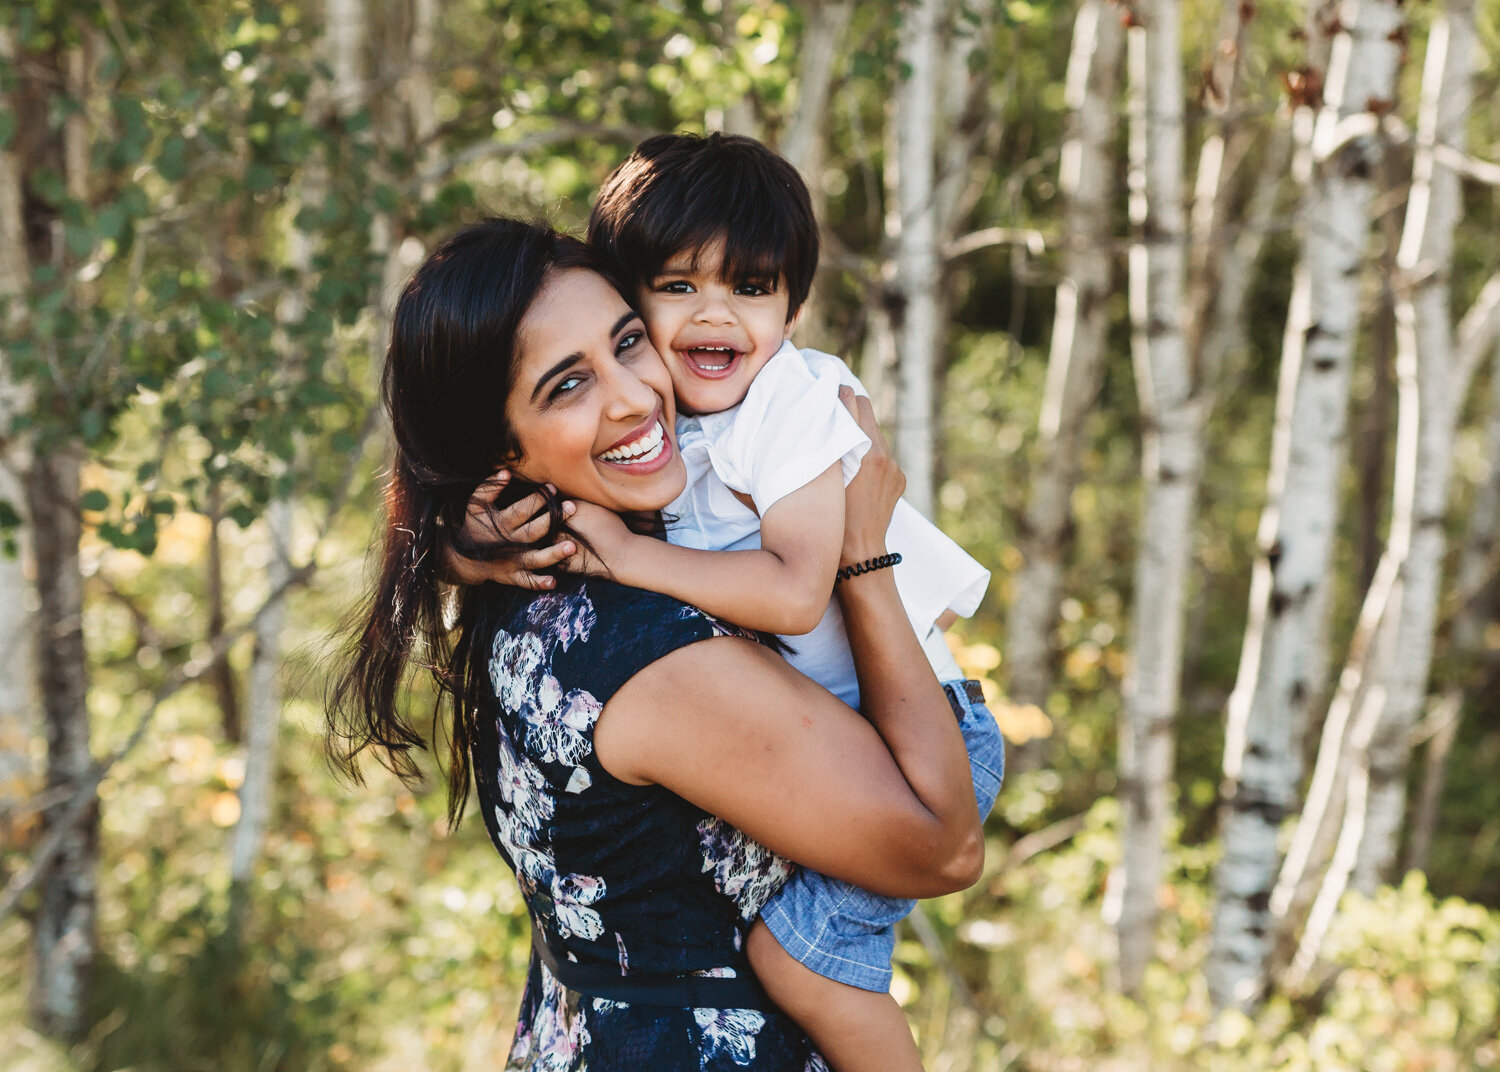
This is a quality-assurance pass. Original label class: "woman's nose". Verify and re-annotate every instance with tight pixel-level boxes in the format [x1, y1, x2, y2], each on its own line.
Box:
[601, 355, 660, 421]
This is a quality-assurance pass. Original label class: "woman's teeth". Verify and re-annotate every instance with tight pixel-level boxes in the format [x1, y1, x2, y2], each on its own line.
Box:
[599, 421, 665, 464]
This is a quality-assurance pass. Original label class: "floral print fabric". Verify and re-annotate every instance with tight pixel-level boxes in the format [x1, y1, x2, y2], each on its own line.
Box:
[473, 578, 826, 1071]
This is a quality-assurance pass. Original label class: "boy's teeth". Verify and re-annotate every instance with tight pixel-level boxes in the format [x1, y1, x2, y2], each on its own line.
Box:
[689, 346, 736, 371]
[600, 421, 665, 463]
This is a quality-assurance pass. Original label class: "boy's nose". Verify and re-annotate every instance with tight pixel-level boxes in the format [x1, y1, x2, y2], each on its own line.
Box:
[692, 287, 736, 324]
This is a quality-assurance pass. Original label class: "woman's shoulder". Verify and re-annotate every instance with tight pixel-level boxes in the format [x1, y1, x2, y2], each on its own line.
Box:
[487, 578, 752, 705]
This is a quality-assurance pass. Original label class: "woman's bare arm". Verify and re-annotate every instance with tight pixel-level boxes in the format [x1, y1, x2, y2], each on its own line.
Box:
[594, 389, 982, 898]
[593, 634, 980, 899]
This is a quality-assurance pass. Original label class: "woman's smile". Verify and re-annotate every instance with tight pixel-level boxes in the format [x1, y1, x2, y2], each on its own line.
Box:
[597, 412, 672, 471]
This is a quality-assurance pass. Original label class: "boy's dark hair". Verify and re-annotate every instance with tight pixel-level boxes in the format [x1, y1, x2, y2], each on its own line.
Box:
[588, 132, 819, 320]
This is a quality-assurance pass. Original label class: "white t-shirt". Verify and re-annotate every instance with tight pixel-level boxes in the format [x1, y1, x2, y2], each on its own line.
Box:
[665, 341, 989, 707]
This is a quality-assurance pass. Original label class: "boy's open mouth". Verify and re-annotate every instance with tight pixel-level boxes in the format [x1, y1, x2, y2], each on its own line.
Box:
[680, 345, 743, 378]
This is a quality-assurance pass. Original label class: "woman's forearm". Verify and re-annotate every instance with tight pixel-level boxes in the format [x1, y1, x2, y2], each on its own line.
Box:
[837, 566, 983, 885]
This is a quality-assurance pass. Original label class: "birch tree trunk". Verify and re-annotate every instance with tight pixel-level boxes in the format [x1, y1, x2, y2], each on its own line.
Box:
[889, 0, 945, 518]
[230, 498, 291, 886]
[233, 0, 366, 893]
[23, 42, 97, 1041]
[27, 448, 95, 1039]
[1214, 0, 1404, 954]
[779, 0, 853, 352]
[0, 28, 36, 826]
[1452, 341, 1500, 662]
[780, 0, 852, 177]
[1351, 0, 1475, 891]
[1004, 0, 1122, 717]
[1114, 0, 1195, 996]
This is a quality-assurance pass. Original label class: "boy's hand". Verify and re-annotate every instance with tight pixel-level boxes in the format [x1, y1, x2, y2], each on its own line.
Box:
[444, 470, 577, 590]
[838, 386, 903, 567]
[559, 501, 637, 578]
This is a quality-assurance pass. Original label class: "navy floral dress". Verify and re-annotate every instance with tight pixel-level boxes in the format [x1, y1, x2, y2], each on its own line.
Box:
[472, 577, 829, 1071]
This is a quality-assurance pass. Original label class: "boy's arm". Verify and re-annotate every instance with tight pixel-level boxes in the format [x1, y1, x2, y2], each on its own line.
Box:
[573, 463, 845, 636]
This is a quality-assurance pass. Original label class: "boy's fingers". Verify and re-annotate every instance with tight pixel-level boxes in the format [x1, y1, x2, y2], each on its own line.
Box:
[481, 490, 547, 538]
[506, 509, 557, 545]
[516, 542, 575, 572]
[471, 469, 512, 505]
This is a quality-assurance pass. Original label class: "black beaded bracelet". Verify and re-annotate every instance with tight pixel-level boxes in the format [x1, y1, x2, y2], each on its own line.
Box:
[835, 552, 902, 583]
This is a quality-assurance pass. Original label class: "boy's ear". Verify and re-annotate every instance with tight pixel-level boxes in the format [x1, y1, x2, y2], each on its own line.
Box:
[783, 304, 805, 340]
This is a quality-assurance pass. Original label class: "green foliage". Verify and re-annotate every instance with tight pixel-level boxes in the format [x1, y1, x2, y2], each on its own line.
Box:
[4, 0, 1500, 1067]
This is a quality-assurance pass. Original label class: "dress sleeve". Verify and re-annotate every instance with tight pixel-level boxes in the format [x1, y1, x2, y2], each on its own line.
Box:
[544, 579, 740, 710]
[708, 343, 871, 515]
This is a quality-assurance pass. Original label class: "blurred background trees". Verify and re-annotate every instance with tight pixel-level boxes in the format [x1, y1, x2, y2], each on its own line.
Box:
[2, 0, 1499, 1068]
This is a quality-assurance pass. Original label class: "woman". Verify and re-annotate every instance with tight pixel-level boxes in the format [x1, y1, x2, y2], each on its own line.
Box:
[330, 218, 983, 1070]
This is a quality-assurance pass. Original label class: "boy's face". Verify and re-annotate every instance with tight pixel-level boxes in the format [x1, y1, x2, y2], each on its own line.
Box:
[637, 237, 798, 416]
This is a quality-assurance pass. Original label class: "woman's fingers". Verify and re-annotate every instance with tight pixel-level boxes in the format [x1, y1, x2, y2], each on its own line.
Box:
[839, 386, 889, 455]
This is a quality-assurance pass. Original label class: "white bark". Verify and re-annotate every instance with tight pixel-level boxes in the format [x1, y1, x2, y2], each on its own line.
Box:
[27, 45, 96, 1040]
[1452, 340, 1500, 658]
[1115, 0, 1194, 996]
[780, 0, 852, 176]
[890, 0, 945, 518]
[233, 0, 366, 889]
[1204, 13, 1312, 1016]
[1004, 0, 1122, 712]
[1353, 0, 1475, 891]
[27, 449, 95, 1039]
[1220, 0, 1403, 947]
[231, 499, 291, 884]
[0, 28, 36, 821]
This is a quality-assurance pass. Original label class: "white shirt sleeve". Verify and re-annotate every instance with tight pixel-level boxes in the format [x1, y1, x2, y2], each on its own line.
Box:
[701, 342, 992, 628]
[706, 341, 871, 515]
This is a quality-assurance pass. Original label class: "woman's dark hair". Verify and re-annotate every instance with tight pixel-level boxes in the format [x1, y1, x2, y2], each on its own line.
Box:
[588, 132, 819, 318]
[327, 218, 617, 825]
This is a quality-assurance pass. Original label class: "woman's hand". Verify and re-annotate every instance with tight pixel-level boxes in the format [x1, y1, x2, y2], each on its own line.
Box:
[838, 386, 905, 568]
[443, 470, 578, 590]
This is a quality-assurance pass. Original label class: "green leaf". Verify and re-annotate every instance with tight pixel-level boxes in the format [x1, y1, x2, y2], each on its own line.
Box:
[245, 162, 277, 192]
[96, 203, 128, 242]
[0, 108, 15, 150]
[228, 503, 258, 528]
[158, 136, 187, 182]
[80, 489, 110, 512]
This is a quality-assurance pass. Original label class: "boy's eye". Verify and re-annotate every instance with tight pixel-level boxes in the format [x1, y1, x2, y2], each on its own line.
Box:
[735, 281, 774, 297]
[658, 280, 693, 294]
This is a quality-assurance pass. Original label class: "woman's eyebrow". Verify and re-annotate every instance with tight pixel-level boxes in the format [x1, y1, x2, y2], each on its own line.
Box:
[528, 312, 642, 402]
[531, 354, 581, 402]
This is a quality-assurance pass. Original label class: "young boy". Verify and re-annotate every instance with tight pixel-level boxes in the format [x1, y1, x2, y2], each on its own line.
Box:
[480, 133, 1003, 1071]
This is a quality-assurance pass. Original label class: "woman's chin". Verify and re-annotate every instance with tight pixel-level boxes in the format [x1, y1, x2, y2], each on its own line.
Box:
[586, 451, 687, 515]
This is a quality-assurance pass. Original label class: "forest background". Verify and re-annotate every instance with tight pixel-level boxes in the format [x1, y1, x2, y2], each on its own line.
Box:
[2, 0, 1500, 1068]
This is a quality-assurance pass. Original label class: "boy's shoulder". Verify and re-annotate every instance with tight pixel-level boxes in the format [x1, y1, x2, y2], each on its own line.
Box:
[752, 342, 863, 401]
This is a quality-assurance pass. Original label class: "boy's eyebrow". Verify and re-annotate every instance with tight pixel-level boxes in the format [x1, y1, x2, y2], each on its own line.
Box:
[529, 311, 642, 402]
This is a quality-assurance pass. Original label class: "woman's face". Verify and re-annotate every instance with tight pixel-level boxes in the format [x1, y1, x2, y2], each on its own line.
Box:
[505, 268, 686, 513]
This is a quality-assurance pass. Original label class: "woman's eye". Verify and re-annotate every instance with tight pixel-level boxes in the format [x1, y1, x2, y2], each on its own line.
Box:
[551, 374, 584, 398]
[617, 330, 645, 356]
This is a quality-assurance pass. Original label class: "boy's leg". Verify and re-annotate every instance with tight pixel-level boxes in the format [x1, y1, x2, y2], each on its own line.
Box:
[747, 920, 922, 1072]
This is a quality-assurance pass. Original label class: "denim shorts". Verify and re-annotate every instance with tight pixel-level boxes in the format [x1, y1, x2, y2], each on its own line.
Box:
[758, 679, 1005, 992]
